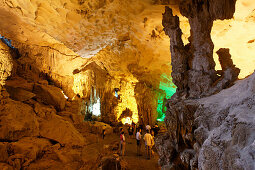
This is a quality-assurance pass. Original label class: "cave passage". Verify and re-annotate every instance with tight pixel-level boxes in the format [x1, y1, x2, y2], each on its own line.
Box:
[0, 0, 255, 169]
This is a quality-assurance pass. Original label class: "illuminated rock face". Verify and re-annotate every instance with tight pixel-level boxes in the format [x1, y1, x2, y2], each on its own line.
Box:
[0, 0, 254, 126]
[0, 0, 179, 124]
[0, 41, 13, 89]
[162, 1, 239, 99]
[0, 0, 254, 169]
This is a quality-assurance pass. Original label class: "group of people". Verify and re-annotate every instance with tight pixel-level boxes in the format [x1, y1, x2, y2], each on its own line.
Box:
[119, 123, 160, 160]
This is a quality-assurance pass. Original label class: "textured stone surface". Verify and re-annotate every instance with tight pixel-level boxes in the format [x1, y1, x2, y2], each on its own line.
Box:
[162, 3, 238, 99]
[33, 83, 66, 111]
[0, 99, 39, 141]
[157, 0, 254, 169]
[7, 137, 52, 168]
[0, 163, 13, 170]
[0, 41, 13, 86]
[0, 142, 8, 162]
[5, 86, 35, 102]
[38, 113, 86, 146]
[195, 73, 255, 170]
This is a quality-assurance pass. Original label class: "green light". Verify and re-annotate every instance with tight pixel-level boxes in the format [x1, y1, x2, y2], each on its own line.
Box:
[156, 73, 176, 122]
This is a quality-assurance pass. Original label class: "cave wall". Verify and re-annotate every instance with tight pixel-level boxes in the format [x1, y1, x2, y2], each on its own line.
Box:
[0, 41, 13, 89]
[157, 0, 255, 169]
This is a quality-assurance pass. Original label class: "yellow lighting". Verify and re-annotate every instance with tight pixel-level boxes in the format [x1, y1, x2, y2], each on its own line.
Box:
[72, 73, 89, 97]
[115, 78, 139, 124]
[61, 90, 68, 99]
[177, 0, 255, 79]
[211, 0, 255, 78]
[121, 117, 132, 125]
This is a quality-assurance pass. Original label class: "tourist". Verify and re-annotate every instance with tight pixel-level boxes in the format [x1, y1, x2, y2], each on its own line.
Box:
[102, 125, 106, 139]
[120, 131, 126, 156]
[143, 129, 153, 159]
[136, 128, 142, 156]
[146, 124, 151, 131]
[128, 125, 134, 139]
[152, 123, 160, 137]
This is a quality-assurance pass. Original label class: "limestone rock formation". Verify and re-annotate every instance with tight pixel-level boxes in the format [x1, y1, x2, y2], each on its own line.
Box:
[195, 73, 255, 170]
[33, 83, 66, 111]
[0, 99, 39, 141]
[7, 137, 52, 169]
[157, 0, 255, 169]
[162, 2, 239, 99]
[5, 86, 36, 102]
[0, 41, 13, 88]
[38, 109, 86, 146]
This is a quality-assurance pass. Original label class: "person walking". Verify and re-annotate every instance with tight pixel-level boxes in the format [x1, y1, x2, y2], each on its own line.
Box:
[143, 129, 153, 159]
[102, 125, 106, 139]
[128, 125, 134, 140]
[136, 128, 142, 156]
[120, 131, 126, 156]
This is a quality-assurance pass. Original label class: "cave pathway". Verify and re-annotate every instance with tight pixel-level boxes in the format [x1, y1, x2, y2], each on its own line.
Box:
[97, 131, 160, 170]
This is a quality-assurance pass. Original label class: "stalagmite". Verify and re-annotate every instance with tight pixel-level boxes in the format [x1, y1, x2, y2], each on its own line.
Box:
[157, 0, 255, 169]
[0, 0, 254, 169]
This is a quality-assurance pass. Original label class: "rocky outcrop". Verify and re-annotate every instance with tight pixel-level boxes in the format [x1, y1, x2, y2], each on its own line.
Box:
[162, 0, 238, 99]
[0, 99, 39, 141]
[156, 0, 255, 169]
[0, 41, 13, 87]
[195, 73, 255, 170]
[7, 137, 52, 169]
[33, 83, 66, 111]
[5, 86, 35, 102]
[34, 103, 86, 146]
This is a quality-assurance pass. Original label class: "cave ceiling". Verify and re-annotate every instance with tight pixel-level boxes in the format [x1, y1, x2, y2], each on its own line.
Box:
[0, 0, 254, 91]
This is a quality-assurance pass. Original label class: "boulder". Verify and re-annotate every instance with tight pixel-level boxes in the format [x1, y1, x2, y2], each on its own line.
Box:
[84, 121, 113, 135]
[7, 137, 52, 168]
[57, 111, 84, 124]
[5, 77, 34, 92]
[33, 102, 56, 118]
[5, 86, 35, 101]
[0, 163, 13, 170]
[0, 99, 39, 141]
[0, 142, 8, 162]
[39, 114, 86, 146]
[33, 84, 66, 111]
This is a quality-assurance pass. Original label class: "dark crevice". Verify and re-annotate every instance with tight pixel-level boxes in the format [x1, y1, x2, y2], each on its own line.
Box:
[0, 34, 21, 59]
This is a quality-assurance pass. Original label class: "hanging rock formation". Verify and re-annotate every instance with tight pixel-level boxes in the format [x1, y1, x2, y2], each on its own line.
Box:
[162, 0, 239, 99]
[156, 0, 254, 169]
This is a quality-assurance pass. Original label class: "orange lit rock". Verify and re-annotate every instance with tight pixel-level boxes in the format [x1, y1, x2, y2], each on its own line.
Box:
[38, 113, 86, 146]
[33, 84, 66, 111]
[0, 41, 13, 87]
[7, 137, 52, 168]
[0, 99, 39, 141]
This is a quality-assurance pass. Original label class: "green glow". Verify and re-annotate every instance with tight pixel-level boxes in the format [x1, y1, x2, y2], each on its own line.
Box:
[156, 73, 176, 122]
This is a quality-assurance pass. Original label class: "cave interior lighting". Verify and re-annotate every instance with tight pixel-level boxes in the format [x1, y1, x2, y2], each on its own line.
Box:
[88, 88, 101, 116]
[157, 73, 176, 121]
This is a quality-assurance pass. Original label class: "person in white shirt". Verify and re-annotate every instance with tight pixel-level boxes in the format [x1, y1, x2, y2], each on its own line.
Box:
[136, 128, 142, 156]
[143, 129, 154, 159]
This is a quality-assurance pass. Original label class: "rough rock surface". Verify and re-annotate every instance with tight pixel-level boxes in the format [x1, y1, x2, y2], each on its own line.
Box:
[0, 41, 13, 87]
[157, 0, 254, 169]
[5, 86, 35, 102]
[39, 114, 86, 146]
[33, 83, 66, 111]
[162, 2, 239, 99]
[7, 137, 52, 169]
[0, 99, 39, 141]
[195, 73, 255, 170]
[83, 121, 113, 136]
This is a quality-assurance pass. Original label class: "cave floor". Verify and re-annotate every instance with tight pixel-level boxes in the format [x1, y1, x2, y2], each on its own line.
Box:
[84, 132, 160, 170]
